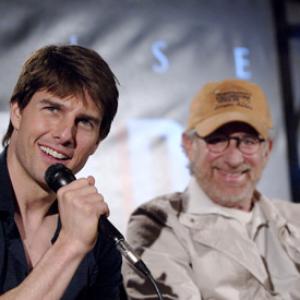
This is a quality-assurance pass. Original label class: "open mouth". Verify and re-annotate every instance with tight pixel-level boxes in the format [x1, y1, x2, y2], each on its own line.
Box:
[216, 168, 249, 183]
[40, 145, 70, 160]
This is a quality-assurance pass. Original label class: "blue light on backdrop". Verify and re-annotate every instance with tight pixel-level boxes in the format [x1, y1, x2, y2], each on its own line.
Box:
[0, 0, 290, 232]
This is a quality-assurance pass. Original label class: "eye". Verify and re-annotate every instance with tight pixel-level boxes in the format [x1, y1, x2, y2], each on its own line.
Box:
[43, 105, 60, 113]
[77, 118, 95, 129]
[205, 135, 228, 144]
[242, 136, 258, 145]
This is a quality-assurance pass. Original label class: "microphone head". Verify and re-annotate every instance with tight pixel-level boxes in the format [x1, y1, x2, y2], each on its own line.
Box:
[45, 163, 76, 192]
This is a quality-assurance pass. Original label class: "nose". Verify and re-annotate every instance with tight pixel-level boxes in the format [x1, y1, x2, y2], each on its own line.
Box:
[52, 119, 76, 147]
[222, 139, 244, 166]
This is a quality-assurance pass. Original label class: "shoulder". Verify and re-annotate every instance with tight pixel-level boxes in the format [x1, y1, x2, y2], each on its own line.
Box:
[126, 191, 186, 248]
[129, 191, 186, 226]
[271, 198, 300, 226]
[259, 195, 300, 227]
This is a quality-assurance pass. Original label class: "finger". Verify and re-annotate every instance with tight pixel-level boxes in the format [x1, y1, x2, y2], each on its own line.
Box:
[57, 177, 90, 193]
[87, 176, 95, 186]
[96, 201, 110, 219]
[83, 196, 110, 219]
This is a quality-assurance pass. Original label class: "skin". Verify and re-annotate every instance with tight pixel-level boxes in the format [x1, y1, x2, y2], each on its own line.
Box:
[2, 89, 109, 299]
[182, 122, 273, 211]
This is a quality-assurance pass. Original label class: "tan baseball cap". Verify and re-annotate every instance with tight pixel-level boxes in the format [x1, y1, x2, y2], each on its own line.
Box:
[187, 79, 273, 139]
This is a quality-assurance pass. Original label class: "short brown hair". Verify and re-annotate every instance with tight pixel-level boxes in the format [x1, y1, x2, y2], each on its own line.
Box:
[2, 44, 119, 146]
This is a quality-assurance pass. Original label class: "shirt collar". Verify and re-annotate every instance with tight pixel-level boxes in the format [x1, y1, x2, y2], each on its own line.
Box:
[0, 147, 59, 214]
[0, 147, 16, 215]
[186, 176, 253, 225]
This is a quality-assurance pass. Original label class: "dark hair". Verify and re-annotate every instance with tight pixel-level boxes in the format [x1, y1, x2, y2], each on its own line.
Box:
[2, 44, 119, 146]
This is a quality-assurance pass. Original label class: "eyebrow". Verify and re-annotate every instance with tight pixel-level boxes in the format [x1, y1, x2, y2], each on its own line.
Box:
[39, 98, 63, 108]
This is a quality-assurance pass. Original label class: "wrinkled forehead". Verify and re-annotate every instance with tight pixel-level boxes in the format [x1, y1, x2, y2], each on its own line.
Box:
[209, 121, 259, 136]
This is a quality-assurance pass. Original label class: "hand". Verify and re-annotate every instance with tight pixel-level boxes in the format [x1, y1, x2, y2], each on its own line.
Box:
[56, 176, 108, 253]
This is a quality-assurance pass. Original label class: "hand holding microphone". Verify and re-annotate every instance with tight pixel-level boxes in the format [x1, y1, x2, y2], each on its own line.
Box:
[45, 164, 148, 270]
[45, 164, 164, 300]
[46, 165, 108, 253]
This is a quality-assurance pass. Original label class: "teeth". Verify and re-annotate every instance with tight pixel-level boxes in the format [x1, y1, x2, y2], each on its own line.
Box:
[40, 146, 68, 159]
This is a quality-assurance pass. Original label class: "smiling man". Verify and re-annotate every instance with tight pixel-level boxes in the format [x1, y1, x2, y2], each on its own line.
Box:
[123, 79, 300, 299]
[0, 45, 121, 299]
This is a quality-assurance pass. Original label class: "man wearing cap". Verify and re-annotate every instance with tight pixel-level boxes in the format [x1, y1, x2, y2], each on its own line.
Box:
[122, 79, 300, 299]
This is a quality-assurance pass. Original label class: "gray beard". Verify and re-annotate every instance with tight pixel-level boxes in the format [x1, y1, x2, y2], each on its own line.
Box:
[189, 162, 258, 209]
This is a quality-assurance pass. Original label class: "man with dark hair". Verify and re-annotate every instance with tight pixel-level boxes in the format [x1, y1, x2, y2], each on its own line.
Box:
[123, 79, 300, 299]
[0, 44, 122, 299]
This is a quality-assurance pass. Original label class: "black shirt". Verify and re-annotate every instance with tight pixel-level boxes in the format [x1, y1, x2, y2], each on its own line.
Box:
[0, 148, 122, 299]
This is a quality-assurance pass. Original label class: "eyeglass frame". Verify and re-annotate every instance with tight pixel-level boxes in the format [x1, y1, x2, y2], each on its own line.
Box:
[193, 131, 266, 155]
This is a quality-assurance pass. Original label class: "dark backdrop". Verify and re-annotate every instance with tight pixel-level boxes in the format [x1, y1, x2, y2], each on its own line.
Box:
[0, 0, 290, 232]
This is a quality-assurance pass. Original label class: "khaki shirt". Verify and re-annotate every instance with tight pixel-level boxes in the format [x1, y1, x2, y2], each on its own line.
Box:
[123, 180, 300, 299]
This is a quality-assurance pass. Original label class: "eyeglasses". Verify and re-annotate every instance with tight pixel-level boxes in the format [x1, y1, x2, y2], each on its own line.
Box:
[195, 133, 265, 155]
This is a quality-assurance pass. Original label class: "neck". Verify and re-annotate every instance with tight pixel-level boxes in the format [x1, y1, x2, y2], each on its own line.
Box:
[219, 199, 253, 212]
[7, 145, 56, 220]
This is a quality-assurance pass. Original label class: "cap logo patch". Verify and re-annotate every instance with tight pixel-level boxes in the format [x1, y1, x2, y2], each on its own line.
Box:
[215, 91, 252, 110]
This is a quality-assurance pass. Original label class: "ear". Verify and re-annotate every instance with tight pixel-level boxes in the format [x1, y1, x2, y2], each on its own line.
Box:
[182, 132, 194, 159]
[262, 139, 273, 160]
[10, 101, 22, 130]
[267, 139, 273, 151]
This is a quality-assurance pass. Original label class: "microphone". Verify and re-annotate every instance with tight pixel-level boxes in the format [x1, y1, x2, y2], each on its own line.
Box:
[44, 164, 151, 278]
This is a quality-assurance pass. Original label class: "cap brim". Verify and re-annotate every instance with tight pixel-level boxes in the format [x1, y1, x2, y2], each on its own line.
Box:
[194, 111, 269, 139]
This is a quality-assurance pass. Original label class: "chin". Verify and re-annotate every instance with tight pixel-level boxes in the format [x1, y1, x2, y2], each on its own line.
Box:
[212, 187, 251, 203]
[226, 191, 253, 204]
